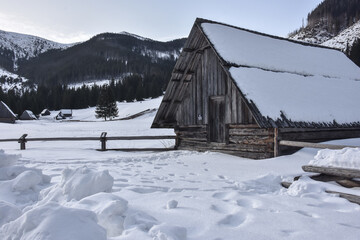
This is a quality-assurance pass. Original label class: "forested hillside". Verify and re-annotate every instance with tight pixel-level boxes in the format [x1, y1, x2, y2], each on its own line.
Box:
[0, 31, 186, 115]
[17, 33, 186, 86]
[289, 0, 360, 43]
[289, 0, 360, 67]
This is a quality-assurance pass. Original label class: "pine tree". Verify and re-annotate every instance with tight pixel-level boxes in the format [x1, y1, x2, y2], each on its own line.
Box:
[95, 86, 119, 121]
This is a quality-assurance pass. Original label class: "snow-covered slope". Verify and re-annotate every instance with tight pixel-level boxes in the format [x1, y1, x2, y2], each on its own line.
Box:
[0, 29, 73, 70]
[119, 31, 153, 42]
[289, 19, 335, 45]
[321, 20, 360, 51]
[0, 68, 35, 92]
[289, 19, 360, 55]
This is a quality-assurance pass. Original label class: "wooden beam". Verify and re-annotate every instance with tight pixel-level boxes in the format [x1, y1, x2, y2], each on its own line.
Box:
[336, 179, 360, 188]
[274, 128, 280, 157]
[279, 140, 359, 149]
[173, 70, 195, 75]
[302, 165, 360, 179]
[98, 147, 175, 152]
[325, 190, 360, 205]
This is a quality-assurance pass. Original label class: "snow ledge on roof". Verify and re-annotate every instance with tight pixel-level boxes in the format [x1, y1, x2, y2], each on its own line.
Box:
[229, 67, 360, 124]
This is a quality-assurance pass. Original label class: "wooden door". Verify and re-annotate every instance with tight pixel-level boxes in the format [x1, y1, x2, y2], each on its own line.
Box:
[209, 96, 225, 142]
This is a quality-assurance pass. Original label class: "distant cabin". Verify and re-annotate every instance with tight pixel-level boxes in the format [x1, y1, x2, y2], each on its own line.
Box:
[0, 101, 16, 123]
[19, 110, 37, 120]
[56, 109, 72, 120]
[152, 18, 360, 159]
[41, 109, 51, 116]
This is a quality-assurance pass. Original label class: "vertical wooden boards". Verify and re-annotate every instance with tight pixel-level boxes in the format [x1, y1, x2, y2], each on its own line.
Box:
[209, 96, 226, 142]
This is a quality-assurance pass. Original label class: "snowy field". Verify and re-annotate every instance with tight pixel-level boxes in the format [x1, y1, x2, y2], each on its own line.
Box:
[0, 97, 360, 240]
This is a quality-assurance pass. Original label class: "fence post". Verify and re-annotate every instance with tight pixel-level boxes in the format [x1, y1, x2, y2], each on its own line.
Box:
[274, 128, 280, 157]
[18, 134, 28, 150]
[100, 132, 107, 151]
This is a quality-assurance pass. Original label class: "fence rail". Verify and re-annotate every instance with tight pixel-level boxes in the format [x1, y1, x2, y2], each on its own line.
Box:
[279, 140, 359, 150]
[0, 132, 177, 151]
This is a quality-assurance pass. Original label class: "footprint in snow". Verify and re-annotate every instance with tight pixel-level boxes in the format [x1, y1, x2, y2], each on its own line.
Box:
[294, 210, 320, 218]
[236, 198, 262, 209]
[218, 212, 248, 227]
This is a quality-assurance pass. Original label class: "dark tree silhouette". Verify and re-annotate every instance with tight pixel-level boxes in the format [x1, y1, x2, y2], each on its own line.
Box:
[95, 86, 118, 121]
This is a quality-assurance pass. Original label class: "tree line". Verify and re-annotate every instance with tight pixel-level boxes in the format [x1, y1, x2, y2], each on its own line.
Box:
[307, 0, 360, 34]
[0, 73, 168, 116]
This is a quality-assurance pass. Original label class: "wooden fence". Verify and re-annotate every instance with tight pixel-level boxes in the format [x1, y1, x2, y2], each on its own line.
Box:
[0, 132, 177, 151]
[279, 140, 359, 150]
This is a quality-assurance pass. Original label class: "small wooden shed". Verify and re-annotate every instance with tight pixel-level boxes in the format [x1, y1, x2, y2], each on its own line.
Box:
[152, 18, 360, 159]
[56, 109, 72, 120]
[0, 101, 16, 123]
[19, 110, 37, 120]
[41, 109, 51, 116]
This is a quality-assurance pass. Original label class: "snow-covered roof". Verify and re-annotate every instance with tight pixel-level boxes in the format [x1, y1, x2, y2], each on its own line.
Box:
[0, 101, 16, 118]
[22, 110, 37, 119]
[41, 109, 49, 114]
[201, 21, 360, 125]
[201, 22, 360, 80]
[61, 109, 72, 115]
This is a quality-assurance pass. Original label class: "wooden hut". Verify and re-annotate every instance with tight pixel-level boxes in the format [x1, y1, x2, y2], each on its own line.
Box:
[19, 110, 37, 120]
[41, 109, 51, 116]
[152, 18, 360, 159]
[56, 109, 72, 120]
[0, 101, 16, 123]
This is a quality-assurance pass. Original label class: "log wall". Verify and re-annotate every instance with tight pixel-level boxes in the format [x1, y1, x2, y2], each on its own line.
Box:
[176, 125, 274, 159]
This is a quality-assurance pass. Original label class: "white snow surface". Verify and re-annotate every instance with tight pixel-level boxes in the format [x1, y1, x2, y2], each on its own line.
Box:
[0, 98, 360, 239]
[67, 73, 133, 90]
[201, 22, 360, 80]
[322, 20, 360, 51]
[0, 68, 32, 93]
[289, 19, 335, 45]
[229, 67, 360, 123]
[309, 147, 360, 169]
[0, 68, 18, 79]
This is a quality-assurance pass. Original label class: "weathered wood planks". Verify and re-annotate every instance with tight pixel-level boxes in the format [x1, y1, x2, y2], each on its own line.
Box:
[302, 165, 360, 179]
[279, 140, 359, 150]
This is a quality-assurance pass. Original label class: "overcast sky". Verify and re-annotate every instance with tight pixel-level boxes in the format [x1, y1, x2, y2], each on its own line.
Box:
[0, 0, 323, 43]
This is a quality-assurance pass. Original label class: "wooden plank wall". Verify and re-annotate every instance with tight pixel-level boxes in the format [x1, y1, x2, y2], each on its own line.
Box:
[176, 125, 274, 159]
[175, 40, 256, 126]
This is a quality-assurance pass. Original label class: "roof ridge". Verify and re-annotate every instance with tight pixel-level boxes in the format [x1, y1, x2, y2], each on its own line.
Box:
[195, 18, 339, 51]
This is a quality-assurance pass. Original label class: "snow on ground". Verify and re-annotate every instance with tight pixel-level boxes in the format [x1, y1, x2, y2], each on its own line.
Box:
[68, 79, 117, 90]
[54, 97, 163, 122]
[0, 68, 33, 93]
[67, 73, 133, 90]
[0, 98, 360, 240]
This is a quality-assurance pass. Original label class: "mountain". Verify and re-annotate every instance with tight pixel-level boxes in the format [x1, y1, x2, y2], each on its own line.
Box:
[289, 0, 360, 66]
[289, 0, 360, 44]
[321, 20, 360, 51]
[16, 32, 186, 86]
[0, 30, 72, 72]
